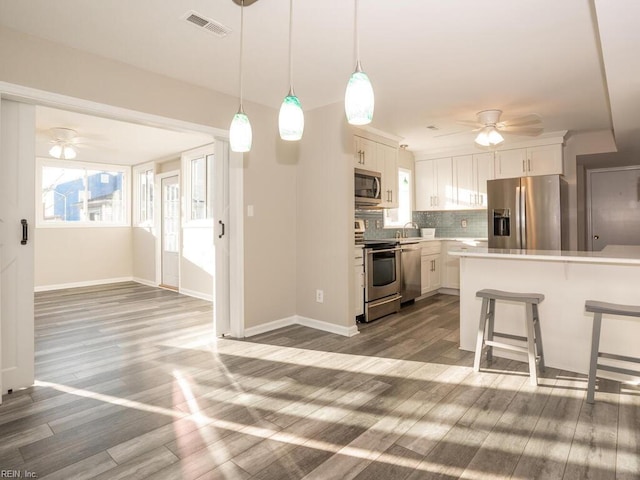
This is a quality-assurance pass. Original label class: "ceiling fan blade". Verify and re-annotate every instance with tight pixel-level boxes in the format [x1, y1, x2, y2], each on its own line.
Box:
[501, 114, 542, 128]
[501, 126, 544, 136]
[455, 119, 483, 128]
[433, 129, 472, 138]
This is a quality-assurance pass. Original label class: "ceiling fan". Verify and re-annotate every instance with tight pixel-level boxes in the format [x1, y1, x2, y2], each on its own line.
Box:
[45, 127, 82, 159]
[438, 109, 544, 147]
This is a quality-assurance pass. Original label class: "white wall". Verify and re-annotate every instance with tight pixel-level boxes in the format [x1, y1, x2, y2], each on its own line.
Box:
[1, 26, 297, 330]
[34, 227, 132, 289]
[132, 226, 156, 285]
[296, 102, 354, 331]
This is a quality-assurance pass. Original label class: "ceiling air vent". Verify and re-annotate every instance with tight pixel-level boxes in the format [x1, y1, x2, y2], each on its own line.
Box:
[182, 11, 232, 38]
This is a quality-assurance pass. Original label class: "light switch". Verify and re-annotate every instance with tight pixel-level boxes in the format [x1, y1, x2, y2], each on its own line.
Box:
[247, 205, 254, 217]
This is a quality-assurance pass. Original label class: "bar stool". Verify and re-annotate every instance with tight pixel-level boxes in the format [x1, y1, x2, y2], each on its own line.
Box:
[474, 289, 545, 385]
[584, 300, 640, 404]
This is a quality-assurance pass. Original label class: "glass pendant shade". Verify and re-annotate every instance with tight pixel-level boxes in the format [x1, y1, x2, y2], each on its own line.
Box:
[230, 111, 252, 153]
[279, 93, 304, 141]
[475, 126, 504, 147]
[345, 64, 374, 125]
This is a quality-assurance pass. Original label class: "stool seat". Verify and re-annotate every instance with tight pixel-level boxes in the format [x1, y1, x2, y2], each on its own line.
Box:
[477, 289, 544, 304]
[585, 300, 640, 403]
[474, 289, 545, 385]
[585, 300, 640, 317]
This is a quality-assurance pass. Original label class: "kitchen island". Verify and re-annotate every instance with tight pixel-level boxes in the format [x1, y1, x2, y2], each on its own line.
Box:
[450, 245, 640, 375]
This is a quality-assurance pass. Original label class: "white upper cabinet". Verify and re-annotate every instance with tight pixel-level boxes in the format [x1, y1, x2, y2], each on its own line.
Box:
[495, 144, 563, 179]
[453, 153, 494, 209]
[415, 157, 454, 211]
[378, 143, 398, 208]
[353, 135, 378, 170]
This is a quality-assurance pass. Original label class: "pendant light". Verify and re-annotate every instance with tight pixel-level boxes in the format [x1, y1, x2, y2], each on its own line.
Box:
[278, 0, 304, 141]
[230, 0, 252, 153]
[345, 0, 374, 125]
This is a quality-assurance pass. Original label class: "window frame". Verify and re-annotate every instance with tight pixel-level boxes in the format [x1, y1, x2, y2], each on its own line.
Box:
[383, 167, 413, 228]
[133, 162, 155, 227]
[36, 157, 131, 228]
[181, 144, 215, 226]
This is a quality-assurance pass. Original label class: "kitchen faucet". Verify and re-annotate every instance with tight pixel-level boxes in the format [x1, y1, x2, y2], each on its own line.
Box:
[402, 222, 419, 238]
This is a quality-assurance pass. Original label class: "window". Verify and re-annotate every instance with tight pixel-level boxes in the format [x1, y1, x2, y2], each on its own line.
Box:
[135, 166, 154, 225]
[183, 148, 214, 222]
[384, 168, 412, 228]
[38, 159, 129, 226]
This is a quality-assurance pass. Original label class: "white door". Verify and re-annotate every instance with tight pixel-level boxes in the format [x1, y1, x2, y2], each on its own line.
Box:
[161, 175, 180, 289]
[588, 166, 640, 251]
[213, 140, 230, 336]
[0, 99, 36, 398]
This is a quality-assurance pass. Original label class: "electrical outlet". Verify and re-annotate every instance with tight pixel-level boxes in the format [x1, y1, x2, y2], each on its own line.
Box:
[461, 219, 468, 228]
[364, 219, 369, 228]
[316, 289, 324, 303]
[376, 220, 381, 228]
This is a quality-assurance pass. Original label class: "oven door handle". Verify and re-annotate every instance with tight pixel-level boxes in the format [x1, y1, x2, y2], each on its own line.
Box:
[366, 247, 401, 255]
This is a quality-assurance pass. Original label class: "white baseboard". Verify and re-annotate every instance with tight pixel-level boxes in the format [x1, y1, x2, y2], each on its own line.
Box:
[133, 277, 156, 288]
[179, 287, 213, 302]
[243, 316, 297, 338]
[296, 316, 360, 337]
[243, 315, 360, 338]
[438, 287, 460, 296]
[34, 276, 134, 292]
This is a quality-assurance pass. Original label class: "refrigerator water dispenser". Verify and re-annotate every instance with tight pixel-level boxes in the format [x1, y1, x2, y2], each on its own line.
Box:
[493, 209, 510, 237]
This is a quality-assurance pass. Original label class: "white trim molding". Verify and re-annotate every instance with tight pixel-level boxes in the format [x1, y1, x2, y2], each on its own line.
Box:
[179, 287, 213, 302]
[243, 315, 360, 339]
[34, 276, 134, 292]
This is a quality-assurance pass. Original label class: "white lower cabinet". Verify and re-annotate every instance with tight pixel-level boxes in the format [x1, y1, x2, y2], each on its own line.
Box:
[442, 241, 462, 289]
[420, 242, 441, 294]
[355, 247, 364, 317]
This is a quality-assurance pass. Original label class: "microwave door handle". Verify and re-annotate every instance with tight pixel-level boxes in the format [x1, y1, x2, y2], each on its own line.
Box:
[374, 176, 381, 199]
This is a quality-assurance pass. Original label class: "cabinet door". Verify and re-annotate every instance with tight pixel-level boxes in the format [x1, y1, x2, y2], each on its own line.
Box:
[495, 148, 526, 179]
[353, 136, 377, 170]
[420, 256, 432, 294]
[474, 152, 494, 208]
[378, 143, 398, 208]
[527, 144, 563, 176]
[454, 155, 474, 209]
[435, 157, 454, 209]
[442, 242, 461, 289]
[415, 160, 437, 211]
[431, 254, 442, 289]
[355, 264, 364, 317]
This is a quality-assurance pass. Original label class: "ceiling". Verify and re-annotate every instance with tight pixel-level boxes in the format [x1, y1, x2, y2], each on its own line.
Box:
[36, 106, 213, 166]
[1, 0, 638, 155]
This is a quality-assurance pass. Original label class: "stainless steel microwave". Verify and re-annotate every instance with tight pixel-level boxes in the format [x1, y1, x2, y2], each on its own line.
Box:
[355, 168, 382, 205]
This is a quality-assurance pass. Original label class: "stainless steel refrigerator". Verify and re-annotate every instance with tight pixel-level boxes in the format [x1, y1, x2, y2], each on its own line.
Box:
[487, 174, 568, 250]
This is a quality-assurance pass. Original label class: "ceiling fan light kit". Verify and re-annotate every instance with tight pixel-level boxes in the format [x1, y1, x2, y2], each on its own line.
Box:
[229, 0, 253, 153]
[345, 0, 374, 125]
[278, 0, 304, 141]
[49, 143, 77, 160]
[475, 126, 504, 147]
[47, 127, 79, 159]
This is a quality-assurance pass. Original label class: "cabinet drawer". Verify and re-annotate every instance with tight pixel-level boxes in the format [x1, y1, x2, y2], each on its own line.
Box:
[421, 242, 441, 255]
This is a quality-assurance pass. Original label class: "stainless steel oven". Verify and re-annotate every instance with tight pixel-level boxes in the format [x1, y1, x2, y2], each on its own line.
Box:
[363, 240, 401, 322]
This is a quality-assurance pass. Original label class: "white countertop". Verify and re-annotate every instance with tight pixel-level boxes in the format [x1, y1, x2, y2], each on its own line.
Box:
[449, 244, 640, 265]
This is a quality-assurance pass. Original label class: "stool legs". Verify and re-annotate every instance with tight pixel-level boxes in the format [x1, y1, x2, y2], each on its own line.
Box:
[525, 303, 538, 386]
[532, 304, 545, 372]
[587, 312, 603, 404]
[486, 299, 495, 365]
[474, 297, 489, 372]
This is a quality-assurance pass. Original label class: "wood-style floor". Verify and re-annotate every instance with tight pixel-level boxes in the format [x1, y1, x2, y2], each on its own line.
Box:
[1, 282, 638, 479]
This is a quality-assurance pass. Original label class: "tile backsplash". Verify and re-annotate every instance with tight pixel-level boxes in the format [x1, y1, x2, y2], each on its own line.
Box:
[356, 210, 488, 240]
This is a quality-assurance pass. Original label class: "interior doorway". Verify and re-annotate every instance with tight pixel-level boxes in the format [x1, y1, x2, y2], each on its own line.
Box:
[160, 174, 180, 290]
[587, 165, 640, 251]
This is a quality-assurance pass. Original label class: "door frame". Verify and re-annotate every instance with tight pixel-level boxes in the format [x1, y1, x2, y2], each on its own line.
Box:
[0, 80, 245, 344]
[156, 171, 180, 290]
[586, 165, 640, 251]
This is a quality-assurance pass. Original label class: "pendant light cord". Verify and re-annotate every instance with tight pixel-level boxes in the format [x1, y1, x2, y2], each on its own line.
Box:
[239, 0, 245, 110]
[288, 0, 294, 91]
[354, 0, 359, 66]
